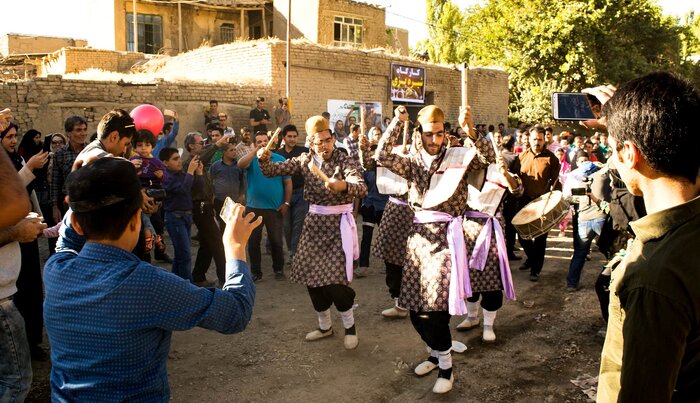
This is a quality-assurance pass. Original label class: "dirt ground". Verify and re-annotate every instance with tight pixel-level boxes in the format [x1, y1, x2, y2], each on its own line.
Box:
[27, 227, 606, 402]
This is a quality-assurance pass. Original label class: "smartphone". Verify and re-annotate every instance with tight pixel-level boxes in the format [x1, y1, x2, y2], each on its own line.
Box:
[219, 196, 235, 222]
[552, 93, 601, 121]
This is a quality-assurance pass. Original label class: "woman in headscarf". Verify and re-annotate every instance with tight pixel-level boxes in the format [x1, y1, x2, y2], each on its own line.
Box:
[1, 123, 50, 361]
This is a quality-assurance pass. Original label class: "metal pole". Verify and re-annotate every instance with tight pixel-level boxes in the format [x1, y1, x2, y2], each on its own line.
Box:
[178, 1, 183, 53]
[133, 0, 138, 52]
[286, 0, 291, 98]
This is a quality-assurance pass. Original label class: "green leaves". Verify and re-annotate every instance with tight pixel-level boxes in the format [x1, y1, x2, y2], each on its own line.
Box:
[422, 0, 698, 125]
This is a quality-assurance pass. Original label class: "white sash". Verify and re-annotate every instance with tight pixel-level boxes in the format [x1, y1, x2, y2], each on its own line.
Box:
[422, 147, 476, 209]
[467, 164, 508, 217]
[376, 146, 409, 196]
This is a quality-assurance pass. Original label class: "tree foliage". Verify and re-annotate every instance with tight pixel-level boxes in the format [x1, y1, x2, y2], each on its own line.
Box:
[421, 0, 698, 124]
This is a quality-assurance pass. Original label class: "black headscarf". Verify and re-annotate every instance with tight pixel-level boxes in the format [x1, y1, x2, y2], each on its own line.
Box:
[18, 129, 43, 161]
[1, 123, 24, 172]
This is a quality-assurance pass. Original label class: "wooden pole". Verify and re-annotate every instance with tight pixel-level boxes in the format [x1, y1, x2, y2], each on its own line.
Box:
[133, 0, 138, 52]
[262, 6, 267, 37]
[178, 2, 183, 53]
[265, 127, 282, 151]
[286, 0, 291, 99]
[461, 62, 468, 109]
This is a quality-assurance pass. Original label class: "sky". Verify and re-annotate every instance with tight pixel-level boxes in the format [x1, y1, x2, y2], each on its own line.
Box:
[1, 0, 697, 49]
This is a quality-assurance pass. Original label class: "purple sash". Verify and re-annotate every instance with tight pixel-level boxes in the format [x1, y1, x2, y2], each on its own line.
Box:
[463, 211, 516, 300]
[388, 196, 408, 206]
[308, 203, 358, 282]
[413, 210, 470, 315]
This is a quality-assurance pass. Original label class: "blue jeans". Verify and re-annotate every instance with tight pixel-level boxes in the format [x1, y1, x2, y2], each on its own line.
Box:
[284, 189, 308, 259]
[0, 300, 32, 403]
[165, 211, 193, 281]
[567, 215, 607, 288]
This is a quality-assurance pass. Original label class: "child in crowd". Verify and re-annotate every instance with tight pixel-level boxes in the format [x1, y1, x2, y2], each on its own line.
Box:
[210, 142, 246, 229]
[130, 130, 167, 188]
[160, 147, 203, 281]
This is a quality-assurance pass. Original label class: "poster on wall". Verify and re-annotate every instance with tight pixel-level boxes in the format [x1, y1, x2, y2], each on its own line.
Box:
[390, 63, 426, 104]
[327, 99, 383, 138]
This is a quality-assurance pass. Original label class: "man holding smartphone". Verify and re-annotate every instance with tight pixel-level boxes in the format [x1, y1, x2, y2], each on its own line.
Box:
[584, 72, 700, 402]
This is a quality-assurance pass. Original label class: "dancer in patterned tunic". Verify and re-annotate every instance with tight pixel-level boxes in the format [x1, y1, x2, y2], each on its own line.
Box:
[359, 110, 413, 318]
[457, 157, 522, 342]
[257, 116, 367, 350]
[376, 105, 495, 394]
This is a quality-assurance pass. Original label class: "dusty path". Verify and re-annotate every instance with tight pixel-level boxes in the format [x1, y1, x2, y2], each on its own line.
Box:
[28, 228, 606, 402]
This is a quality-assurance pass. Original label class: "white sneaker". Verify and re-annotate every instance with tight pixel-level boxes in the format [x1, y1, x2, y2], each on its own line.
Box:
[344, 334, 359, 349]
[381, 306, 408, 318]
[414, 360, 438, 376]
[456, 316, 480, 331]
[482, 325, 496, 343]
[432, 374, 454, 394]
[305, 328, 333, 341]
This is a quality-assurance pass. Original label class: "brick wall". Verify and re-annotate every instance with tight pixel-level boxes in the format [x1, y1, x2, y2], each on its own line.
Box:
[41, 48, 146, 76]
[317, 0, 385, 48]
[0, 34, 88, 57]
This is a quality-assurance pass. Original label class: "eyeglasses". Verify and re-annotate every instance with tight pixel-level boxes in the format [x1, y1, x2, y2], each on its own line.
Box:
[312, 138, 334, 146]
[52, 140, 65, 145]
[193, 142, 204, 146]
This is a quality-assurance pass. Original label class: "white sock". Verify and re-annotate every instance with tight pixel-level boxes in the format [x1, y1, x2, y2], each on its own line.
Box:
[437, 350, 452, 370]
[483, 309, 497, 327]
[466, 301, 479, 319]
[339, 308, 355, 329]
[317, 309, 332, 331]
[430, 349, 438, 358]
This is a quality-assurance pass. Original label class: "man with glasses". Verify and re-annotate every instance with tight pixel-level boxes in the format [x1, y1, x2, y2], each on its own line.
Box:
[51, 116, 88, 224]
[257, 116, 367, 351]
[375, 105, 495, 394]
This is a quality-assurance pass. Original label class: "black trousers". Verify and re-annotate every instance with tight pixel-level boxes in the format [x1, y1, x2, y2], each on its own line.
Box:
[385, 262, 403, 299]
[359, 205, 383, 267]
[502, 195, 518, 255]
[192, 202, 226, 284]
[409, 310, 452, 352]
[307, 284, 356, 312]
[15, 240, 43, 347]
[519, 233, 548, 275]
[246, 207, 285, 276]
[466, 290, 503, 311]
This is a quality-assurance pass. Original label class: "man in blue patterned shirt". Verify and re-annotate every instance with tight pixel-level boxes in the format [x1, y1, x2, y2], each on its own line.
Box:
[44, 158, 260, 402]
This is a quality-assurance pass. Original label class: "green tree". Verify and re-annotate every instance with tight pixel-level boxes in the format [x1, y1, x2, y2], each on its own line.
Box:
[422, 0, 690, 124]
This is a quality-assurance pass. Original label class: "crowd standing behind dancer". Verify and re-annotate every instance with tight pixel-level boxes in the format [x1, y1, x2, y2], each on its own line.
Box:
[376, 104, 495, 394]
[257, 116, 367, 350]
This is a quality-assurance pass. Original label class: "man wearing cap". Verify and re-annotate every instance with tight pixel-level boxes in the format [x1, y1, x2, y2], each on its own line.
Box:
[43, 157, 258, 401]
[256, 116, 367, 350]
[249, 97, 272, 134]
[375, 104, 496, 394]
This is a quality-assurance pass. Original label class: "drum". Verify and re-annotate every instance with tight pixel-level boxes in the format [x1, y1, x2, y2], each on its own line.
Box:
[512, 191, 569, 240]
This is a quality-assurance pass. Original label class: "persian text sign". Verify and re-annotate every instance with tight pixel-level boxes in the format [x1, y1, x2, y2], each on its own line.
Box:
[390, 63, 426, 104]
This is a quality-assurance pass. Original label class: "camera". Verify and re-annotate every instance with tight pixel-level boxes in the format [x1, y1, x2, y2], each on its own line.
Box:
[146, 188, 166, 202]
[571, 187, 588, 196]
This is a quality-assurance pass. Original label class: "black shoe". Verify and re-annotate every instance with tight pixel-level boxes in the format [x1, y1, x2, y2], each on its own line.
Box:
[508, 252, 522, 261]
[252, 273, 263, 282]
[30, 345, 49, 362]
[529, 273, 539, 282]
[518, 260, 531, 271]
[155, 252, 173, 264]
[274, 272, 285, 281]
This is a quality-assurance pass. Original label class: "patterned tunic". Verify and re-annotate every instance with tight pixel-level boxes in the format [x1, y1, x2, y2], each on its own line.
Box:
[376, 118, 496, 312]
[359, 128, 413, 266]
[259, 149, 367, 287]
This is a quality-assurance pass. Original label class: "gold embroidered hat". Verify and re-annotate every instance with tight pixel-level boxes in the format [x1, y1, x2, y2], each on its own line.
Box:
[416, 105, 445, 126]
[305, 116, 330, 137]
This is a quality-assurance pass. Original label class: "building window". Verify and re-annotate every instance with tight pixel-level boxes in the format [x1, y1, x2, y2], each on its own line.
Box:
[333, 16, 363, 47]
[220, 23, 235, 43]
[126, 13, 163, 54]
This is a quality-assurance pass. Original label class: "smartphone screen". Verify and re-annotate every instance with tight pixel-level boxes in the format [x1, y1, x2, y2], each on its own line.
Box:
[552, 93, 600, 121]
[219, 196, 235, 222]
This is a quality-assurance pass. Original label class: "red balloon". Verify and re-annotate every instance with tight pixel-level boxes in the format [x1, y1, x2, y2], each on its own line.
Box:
[130, 104, 164, 136]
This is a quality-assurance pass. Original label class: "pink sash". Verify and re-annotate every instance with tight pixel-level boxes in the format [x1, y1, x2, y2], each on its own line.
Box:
[308, 203, 358, 282]
[413, 210, 470, 315]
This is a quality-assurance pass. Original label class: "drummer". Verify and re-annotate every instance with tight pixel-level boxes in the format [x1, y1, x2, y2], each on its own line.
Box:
[375, 104, 495, 394]
[512, 125, 561, 282]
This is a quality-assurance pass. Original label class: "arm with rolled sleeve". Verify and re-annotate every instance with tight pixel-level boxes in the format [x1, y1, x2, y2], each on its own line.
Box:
[153, 120, 179, 158]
